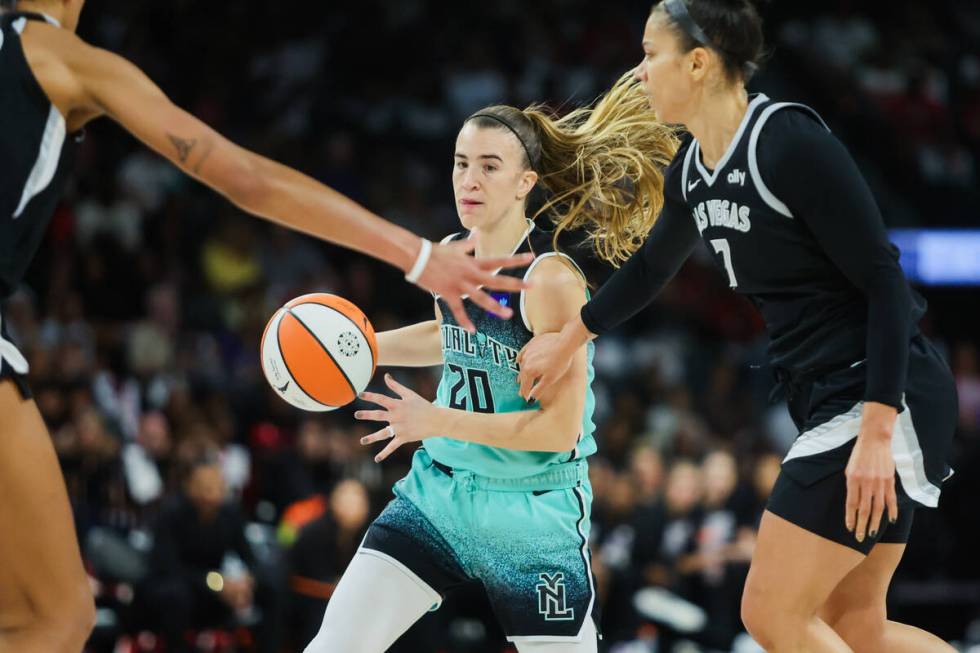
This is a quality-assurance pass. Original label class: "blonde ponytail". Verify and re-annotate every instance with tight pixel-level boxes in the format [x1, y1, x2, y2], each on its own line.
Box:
[523, 72, 679, 266]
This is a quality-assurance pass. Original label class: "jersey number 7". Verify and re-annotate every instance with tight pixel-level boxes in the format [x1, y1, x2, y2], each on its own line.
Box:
[710, 239, 739, 288]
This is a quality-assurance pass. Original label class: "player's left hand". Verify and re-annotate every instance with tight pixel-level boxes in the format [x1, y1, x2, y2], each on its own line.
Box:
[844, 403, 899, 543]
[355, 373, 438, 463]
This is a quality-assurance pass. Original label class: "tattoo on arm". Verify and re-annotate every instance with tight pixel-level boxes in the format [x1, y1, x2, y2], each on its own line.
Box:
[166, 133, 215, 174]
[167, 133, 196, 163]
[193, 138, 215, 174]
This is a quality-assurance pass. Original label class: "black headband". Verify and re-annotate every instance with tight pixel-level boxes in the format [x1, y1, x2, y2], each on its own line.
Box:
[664, 0, 712, 49]
[467, 112, 539, 171]
[663, 0, 759, 78]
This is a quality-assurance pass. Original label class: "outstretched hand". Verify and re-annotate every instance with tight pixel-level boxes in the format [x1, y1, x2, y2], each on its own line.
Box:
[415, 236, 533, 333]
[355, 373, 441, 463]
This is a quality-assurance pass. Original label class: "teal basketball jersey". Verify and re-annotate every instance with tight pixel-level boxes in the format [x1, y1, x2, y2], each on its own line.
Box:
[426, 223, 597, 478]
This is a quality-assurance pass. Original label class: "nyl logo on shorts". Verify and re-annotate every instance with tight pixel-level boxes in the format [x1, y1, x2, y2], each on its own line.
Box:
[536, 572, 575, 621]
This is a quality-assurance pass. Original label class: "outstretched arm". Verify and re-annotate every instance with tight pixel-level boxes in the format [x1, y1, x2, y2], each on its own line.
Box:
[20, 22, 530, 332]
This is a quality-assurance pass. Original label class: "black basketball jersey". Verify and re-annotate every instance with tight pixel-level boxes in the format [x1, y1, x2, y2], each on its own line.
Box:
[675, 94, 925, 377]
[0, 12, 81, 299]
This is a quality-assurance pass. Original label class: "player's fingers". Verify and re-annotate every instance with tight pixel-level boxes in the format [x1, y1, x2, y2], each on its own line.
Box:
[518, 358, 544, 399]
[885, 477, 899, 525]
[855, 480, 873, 542]
[867, 480, 886, 539]
[374, 438, 404, 463]
[467, 287, 513, 319]
[357, 391, 394, 409]
[518, 370, 535, 401]
[528, 373, 551, 403]
[359, 427, 392, 445]
[383, 372, 416, 398]
[844, 474, 859, 532]
[516, 344, 527, 367]
[444, 296, 475, 333]
[353, 410, 389, 423]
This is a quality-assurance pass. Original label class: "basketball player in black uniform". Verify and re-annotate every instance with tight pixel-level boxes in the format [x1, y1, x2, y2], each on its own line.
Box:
[0, 1, 533, 650]
[517, 1, 957, 652]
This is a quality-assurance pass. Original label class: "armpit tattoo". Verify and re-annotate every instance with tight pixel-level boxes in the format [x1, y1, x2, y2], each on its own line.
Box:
[167, 133, 197, 162]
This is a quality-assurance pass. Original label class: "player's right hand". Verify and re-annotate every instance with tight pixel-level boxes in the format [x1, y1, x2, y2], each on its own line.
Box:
[518, 315, 593, 401]
[516, 332, 571, 403]
[844, 420, 898, 543]
[415, 237, 533, 333]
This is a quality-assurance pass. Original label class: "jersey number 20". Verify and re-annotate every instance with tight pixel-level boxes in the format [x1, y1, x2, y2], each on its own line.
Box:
[710, 239, 738, 288]
[447, 363, 496, 413]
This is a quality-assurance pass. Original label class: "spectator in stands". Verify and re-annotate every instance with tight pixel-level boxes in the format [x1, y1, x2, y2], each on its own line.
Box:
[286, 479, 371, 647]
[55, 405, 128, 537]
[629, 443, 666, 509]
[630, 460, 704, 648]
[141, 454, 258, 653]
[633, 460, 704, 601]
[262, 416, 343, 516]
[122, 410, 173, 506]
[694, 450, 756, 649]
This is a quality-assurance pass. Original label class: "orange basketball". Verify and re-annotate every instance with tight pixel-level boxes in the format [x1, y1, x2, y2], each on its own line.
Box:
[260, 293, 377, 411]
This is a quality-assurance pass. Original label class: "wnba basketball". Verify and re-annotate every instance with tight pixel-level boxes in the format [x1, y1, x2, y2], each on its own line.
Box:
[261, 293, 377, 411]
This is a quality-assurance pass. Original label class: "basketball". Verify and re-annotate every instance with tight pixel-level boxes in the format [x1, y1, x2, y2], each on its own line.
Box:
[260, 293, 377, 411]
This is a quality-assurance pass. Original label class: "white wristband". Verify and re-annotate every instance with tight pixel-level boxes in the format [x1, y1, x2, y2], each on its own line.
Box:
[404, 238, 432, 284]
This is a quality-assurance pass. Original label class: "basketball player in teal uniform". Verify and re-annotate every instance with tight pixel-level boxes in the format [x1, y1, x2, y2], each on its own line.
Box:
[302, 79, 678, 653]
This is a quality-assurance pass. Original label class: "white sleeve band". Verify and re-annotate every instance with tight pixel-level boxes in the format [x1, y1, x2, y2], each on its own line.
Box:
[404, 238, 433, 284]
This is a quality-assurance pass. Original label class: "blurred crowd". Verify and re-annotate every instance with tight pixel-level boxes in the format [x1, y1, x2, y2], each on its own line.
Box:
[4, 1, 979, 652]
[772, 0, 980, 227]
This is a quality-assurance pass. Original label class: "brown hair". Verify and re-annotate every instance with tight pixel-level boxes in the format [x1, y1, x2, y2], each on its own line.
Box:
[465, 72, 680, 267]
[651, 0, 766, 83]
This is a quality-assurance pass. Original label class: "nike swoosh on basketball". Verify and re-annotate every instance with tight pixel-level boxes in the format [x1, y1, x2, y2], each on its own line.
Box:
[688, 179, 701, 192]
[276, 380, 290, 393]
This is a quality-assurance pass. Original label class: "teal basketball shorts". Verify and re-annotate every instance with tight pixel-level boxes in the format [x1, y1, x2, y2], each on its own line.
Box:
[361, 447, 599, 643]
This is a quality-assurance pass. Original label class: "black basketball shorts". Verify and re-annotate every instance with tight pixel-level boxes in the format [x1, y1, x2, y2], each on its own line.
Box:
[767, 335, 956, 554]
